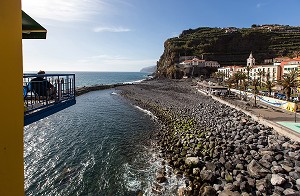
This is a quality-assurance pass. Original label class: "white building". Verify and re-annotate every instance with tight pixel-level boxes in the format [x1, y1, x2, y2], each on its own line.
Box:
[217, 53, 281, 81]
[249, 65, 281, 81]
[179, 57, 220, 68]
[283, 64, 299, 75]
[247, 52, 255, 67]
[218, 66, 243, 80]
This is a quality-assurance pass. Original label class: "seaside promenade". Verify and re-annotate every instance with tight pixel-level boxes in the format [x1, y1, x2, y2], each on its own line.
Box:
[195, 81, 300, 142]
[211, 94, 300, 142]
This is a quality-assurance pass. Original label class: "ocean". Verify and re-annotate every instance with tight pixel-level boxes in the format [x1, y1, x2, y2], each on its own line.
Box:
[24, 72, 183, 195]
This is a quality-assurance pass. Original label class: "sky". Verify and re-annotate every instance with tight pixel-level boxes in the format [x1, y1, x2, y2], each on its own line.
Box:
[22, 0, 300, 72]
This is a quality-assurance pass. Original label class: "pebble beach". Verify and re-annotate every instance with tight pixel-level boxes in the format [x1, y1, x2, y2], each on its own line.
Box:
[117, 78, 300, 196]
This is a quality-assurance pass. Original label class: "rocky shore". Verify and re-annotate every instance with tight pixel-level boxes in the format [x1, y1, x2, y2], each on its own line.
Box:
[117, 79, 300, 196]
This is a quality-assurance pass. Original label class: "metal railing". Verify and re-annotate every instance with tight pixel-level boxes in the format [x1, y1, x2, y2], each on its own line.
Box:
[23, 73, 76, 126]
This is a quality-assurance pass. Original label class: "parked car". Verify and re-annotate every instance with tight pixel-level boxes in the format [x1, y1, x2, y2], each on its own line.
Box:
[259, 90, 269, 96]
[291, 97, 299, 102]
[276, 93, 286, 100]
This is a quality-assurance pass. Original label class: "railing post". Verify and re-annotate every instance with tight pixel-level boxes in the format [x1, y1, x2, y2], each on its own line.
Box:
[61, 78, 64, 99]
[57, 78, 61, 101]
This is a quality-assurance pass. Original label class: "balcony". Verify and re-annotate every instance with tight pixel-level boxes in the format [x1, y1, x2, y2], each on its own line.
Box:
[23, 73, 76, 126]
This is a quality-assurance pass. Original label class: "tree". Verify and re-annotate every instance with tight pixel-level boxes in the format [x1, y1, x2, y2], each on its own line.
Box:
[245, 65, 253, 81]
[212, 71, 225, 85]
[233, 71, 246, 99]
[242, 80, 249, 100]
[225, 77, 235, 94]
[233, 71, 246, 88]
[264, 80, 275, 96]
[277, 70, 299, 101]
[252, 79, 260, 107]
[263, 72, 275, 96]
[257, 70, 265, 88]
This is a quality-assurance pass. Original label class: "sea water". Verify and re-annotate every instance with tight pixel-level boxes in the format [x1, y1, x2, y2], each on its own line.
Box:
[24, 72, 184, 195]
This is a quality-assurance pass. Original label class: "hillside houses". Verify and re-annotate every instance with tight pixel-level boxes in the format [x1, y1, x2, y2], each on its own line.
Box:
[217, 53, 300, 82]
[177, 57, 220, 77]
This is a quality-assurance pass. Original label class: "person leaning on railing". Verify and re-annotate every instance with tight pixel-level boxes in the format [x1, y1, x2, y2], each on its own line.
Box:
[31, 70, 57, 100]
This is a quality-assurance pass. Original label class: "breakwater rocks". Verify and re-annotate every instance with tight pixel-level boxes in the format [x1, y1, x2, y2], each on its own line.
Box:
[118, 80, 300, 196]
[75, 83, 129, 96]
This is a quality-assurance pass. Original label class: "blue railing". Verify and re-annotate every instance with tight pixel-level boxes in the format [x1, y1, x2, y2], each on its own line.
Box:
[23, 73, 76, 126]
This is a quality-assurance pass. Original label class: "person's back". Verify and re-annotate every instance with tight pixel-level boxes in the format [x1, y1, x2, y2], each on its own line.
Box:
[30, 71, 53, 97]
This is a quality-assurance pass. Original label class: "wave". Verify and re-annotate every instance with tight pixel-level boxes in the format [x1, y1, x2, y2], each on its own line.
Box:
[134, 105, 157, 119]
[123, 149, 187, 196]
[123, 78, 146, 85]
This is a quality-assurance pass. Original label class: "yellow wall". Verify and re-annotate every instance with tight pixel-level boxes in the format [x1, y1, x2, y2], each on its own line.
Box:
[0, 0, 24, 195]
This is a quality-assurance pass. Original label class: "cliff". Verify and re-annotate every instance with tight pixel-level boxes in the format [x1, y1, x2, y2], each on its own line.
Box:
[156, 25, 300, 78]
[140, 65, 156, 73]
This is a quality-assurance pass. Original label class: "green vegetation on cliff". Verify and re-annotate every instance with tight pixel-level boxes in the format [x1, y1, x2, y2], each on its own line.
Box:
[157, 25, 300, 77]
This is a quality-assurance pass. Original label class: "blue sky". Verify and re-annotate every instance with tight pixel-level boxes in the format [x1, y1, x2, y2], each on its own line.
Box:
[22, 0, 300, 72]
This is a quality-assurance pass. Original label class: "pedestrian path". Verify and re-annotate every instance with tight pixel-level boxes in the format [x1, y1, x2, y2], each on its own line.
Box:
[277, 122, 300, 134]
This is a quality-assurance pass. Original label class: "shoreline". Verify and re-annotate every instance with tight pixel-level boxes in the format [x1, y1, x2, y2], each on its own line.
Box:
[75, 83, 130, 96]
[116, 79, 300, 195]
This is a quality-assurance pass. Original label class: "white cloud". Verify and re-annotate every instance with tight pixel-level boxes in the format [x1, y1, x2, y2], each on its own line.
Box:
[22, 0, 111, 22]
[93, 27, 131, 33]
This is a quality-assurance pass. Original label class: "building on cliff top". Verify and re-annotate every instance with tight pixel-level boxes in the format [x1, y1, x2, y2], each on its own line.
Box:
[178, 57, 220, 78]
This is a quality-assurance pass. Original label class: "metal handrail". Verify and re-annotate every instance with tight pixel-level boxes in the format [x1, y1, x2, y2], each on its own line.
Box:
[23, 73, 76, 125]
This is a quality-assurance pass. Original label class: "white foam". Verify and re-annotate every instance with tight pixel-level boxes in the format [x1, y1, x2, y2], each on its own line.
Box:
[134, 105, 157, 119]
[123, 151, 187, 196]
[123, 78, 147, 85]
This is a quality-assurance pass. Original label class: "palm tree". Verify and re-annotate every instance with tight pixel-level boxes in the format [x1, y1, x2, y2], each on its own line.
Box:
[245, 65, 253, 81]
[277, 70, 299, 101]
[233, 71, 246, 88]
[233, 71, 246, 99]
[263, 72, 275, 96]
[264, 80, 275, 97]
[242, 80, 249, 100]
[225, 77, 235, 95]
[257, 70, 265, 88]
[252, 78, 260, 107]
[213, 71, 225, 85]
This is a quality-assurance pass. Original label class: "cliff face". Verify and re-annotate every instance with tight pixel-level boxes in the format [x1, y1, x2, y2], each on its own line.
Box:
[157, 26, 300, 78]
[140, 65, 156, 73]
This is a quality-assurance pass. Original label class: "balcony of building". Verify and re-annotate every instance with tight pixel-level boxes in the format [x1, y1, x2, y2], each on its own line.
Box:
[23, 73, 76, 126]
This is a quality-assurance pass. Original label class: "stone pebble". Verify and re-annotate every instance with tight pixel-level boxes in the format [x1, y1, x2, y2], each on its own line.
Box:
[118, 79, 300, 195]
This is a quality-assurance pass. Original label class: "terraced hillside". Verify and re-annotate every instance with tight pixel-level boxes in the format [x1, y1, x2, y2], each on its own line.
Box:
[157, 25, 300, 78]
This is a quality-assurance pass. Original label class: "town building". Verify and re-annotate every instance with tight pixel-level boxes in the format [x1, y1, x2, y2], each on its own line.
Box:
[280, 58, 300, 76]
[217, 53, 281, 81]
[247, 52, 255, 67]
[217, 65, 243, 80]
[179, 57, 220, 68]
[178, 57, 220, 77]
[247, 65, 281, 82]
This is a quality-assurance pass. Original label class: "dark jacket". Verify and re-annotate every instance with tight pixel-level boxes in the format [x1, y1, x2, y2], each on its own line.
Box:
[31, 77, 53, 96]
